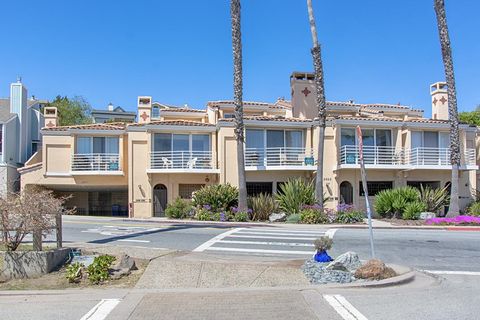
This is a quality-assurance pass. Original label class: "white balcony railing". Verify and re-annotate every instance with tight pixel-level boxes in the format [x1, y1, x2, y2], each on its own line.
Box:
[340, 145, 402, 166]
[71, 153, 121, 172]
[150, 150, 214, 170]
[245, 147, 316, 167]
[340, 145, 476, 168]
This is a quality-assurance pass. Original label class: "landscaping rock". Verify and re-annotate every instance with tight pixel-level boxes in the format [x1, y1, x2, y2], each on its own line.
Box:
[113, 254, 137, 271]
[326, 251, 361, 272]
[269, 213, 287, 223]
[325, 261, 349, 272]
[354, 259, 397, 280]
[110, 268, 131, 280]
[420, 212, 436, 220]
[301, 258, 354, 284]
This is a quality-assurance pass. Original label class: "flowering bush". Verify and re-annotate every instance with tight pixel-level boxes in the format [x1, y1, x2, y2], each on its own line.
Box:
[335, 204, 365, 224]
[426, 215, 480, 225]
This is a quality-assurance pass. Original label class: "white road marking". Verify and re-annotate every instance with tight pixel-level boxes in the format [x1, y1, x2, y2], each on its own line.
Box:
[229, 234, 317, 240]
[81, 226, 160, 236]
[235, 231, 325, 237]
[205, 247, 314, 255]
[323, 295, 368, 320]
[117, 239, 151, 243]
[219, 240, 314, 247]
[80, 299, 121, 320]
[423, 270, 480, 276]
[193, 228, 243, 252]
[325, 228, 338, 239]
[243, 228, 329, 234]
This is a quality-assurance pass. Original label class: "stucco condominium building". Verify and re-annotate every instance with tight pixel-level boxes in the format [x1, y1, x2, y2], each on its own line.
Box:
[19, 73, 478, 217]
[0, 79, 45, 195]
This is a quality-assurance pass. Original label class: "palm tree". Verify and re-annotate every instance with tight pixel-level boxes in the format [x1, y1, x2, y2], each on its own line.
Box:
[306, 0, 327, 208]
[231, 0, 247, 211]
[434, 0, 460, 216]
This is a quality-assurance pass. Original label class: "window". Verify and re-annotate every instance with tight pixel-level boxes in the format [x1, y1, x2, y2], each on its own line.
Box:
[407, 181, 440, 190]
[359, 181, 393, 196]
[152, 106, 160, 118]
[247, 182, 272, 196]
[76, 136, 119, 154]
[223, 113, 235, 119]
[246, 129, 304, 149]
[341, 128, 356, 146]
[153, 133, 210, 152]
[179, 184, 204, 199]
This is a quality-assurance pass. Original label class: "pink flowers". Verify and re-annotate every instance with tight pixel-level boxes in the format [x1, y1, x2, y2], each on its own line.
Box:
[426, 215, 480, 225]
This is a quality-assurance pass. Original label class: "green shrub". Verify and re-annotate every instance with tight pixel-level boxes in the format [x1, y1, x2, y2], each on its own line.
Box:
[250, 193, 278, 221]
[234, 211, 249, 222]
[87, 255, 116, 284]
[66, 262, 84, 283]
[420, 185, 450, 213]
[402, 201, 426, 220]
[196, 208, 212, 221]
[300, 208, 328, 224]
[336, 210, 364, 224]
[286, 213, 301, 223]
[313, 236, 333, 251]
[192, 184, 238, 212]
[467, 202, 480, 217]
[276, 178, 315, 215]
[165, 197, 192, 219]
[374, 187, 420, 218]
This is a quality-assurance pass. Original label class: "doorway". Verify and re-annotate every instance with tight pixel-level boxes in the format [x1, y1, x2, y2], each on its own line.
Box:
[153, 184, 167, 217]
[340, 181, 354, 205]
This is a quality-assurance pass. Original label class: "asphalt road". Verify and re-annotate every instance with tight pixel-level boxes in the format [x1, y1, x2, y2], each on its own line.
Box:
[56, 216, 480, 272]
[5, 215, 480, 320]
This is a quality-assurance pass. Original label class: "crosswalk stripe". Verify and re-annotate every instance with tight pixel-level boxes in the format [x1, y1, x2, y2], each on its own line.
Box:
[235, 231, 325, 237]
[206, 246, 314, 255]
[218, 240, 314, 247]
[229, 235, 317, 240]
[243, 228, 329, 234]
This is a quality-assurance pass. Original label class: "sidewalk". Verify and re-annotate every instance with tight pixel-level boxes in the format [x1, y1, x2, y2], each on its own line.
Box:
[118, 216, 480, 231]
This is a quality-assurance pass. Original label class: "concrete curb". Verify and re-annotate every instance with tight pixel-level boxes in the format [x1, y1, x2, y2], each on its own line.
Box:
[120, 217, 480, 231]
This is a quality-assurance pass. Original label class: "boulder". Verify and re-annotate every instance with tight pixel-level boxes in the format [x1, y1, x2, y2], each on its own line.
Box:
[269, 213, 287, 222]
[326, 251, 361, 272]
[110, 268, 131, 280]
[354, 259, 397, 280]
[113, 254, 136, 271]
[420, 212, 436, 220]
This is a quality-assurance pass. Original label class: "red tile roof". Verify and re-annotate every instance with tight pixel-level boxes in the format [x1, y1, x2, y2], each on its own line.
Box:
[161, 108, 205, 113]
[42, 123, 127, 131]
[129, 119, 214, 127]
[219, 115, 312, 123]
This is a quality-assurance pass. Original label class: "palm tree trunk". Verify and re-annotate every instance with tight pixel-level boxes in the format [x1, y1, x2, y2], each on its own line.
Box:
[434, 0, 460, 216]
[231, 0, 247, 211]
[307, 0, 327, 208]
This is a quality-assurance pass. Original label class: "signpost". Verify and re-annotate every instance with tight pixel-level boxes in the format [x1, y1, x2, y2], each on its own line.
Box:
[356, 126, 376, 258]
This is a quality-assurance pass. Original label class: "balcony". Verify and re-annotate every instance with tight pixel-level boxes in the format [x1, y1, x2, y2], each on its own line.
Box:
[339, 145, 477, 170]
[148, 150, 218, 173]
[245, 147, 316, 171]
[71, 153, 123, 175]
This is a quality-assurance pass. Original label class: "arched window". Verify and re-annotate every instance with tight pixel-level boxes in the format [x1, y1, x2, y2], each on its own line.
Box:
[340, 181, 353, 204]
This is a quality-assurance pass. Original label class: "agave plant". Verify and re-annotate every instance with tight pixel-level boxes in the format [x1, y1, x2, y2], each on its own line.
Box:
[419, 185, 450, 213]
[275, 178, 316, 214]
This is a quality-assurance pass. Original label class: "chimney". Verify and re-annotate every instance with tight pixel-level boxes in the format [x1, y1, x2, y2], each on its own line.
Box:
[10, 79, 29, 162]
[108, 102, 114, 111]
[290, 72, 316, 119]
[431, 82, 449, 120]
[137, 96, 152, 123]
[44, 107, 58, 127]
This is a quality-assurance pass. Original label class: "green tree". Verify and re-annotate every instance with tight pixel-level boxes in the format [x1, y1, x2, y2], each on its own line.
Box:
[230, 0, 247, 211]
[47, 96, 93, 126]
[306, 0, 327, 208]
[459, 105, 480, 126]
[434, 0, 460, 216]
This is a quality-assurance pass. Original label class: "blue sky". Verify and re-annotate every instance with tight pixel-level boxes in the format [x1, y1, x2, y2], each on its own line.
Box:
[0, 0, 478, 117]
